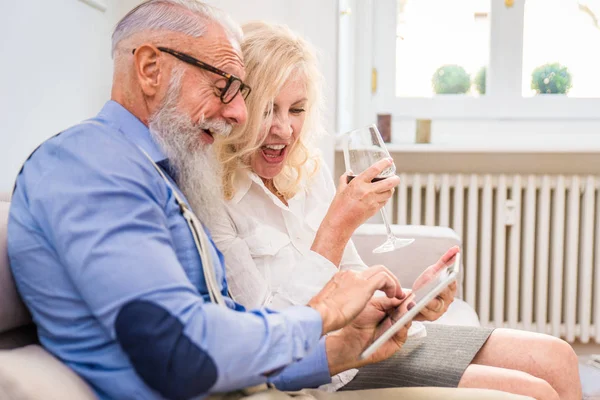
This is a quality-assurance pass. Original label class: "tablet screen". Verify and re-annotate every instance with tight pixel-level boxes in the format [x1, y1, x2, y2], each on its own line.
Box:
[359, 252, 460, 360]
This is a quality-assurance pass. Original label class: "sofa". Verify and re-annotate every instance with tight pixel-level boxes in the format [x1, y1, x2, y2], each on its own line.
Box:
[0, 193, 478, 399]
[0, 194, 98, 398]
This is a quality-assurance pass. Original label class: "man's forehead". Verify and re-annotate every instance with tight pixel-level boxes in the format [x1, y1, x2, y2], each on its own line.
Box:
[176, 25, 244, 69]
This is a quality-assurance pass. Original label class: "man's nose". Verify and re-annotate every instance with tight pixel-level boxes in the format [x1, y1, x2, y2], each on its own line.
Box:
[222, 93, 247, 126]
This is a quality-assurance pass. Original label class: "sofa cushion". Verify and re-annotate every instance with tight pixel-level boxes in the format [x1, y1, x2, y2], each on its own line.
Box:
[0, 200, 32, 334]
[0, 345, 97, 400]
[352, 224, 462, 290]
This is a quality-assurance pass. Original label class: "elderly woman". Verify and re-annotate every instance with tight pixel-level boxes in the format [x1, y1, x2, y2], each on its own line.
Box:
[206, 21, 580, 400]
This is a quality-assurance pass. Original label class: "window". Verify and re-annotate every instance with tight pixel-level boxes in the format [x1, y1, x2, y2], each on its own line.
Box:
[395, 0, 491, 97]
[362, 0, 600, 124]
[522, 0, 600, 97]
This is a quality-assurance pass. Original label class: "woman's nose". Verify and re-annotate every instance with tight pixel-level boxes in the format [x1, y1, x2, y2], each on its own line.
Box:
[270, 113, 293, 139]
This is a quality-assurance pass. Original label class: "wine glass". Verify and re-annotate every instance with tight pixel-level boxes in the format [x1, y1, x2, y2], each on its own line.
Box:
[342, 124, 415, 253]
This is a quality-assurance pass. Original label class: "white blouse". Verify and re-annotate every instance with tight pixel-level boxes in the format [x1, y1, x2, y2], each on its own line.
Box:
[209, 162, 366, 391]
[210, 162, 367, 310]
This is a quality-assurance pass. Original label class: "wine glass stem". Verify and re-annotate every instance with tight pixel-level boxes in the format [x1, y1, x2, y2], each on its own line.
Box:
[380, 208, 395, 239]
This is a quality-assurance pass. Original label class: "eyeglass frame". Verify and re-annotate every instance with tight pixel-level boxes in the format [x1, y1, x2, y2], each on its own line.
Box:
[131, 46, 251, 105]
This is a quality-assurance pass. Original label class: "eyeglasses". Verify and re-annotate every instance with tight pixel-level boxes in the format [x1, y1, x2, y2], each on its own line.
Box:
[132, 47, 252, 104]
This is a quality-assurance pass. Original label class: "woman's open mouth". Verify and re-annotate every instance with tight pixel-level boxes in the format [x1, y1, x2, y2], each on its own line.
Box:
[260, 144, 287, 164]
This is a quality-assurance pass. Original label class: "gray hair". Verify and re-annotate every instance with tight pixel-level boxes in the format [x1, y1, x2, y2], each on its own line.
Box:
[111, 0, 242, 57]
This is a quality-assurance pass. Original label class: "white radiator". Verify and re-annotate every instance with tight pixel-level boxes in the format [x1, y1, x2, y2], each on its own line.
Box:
[392, 173, 600, 343]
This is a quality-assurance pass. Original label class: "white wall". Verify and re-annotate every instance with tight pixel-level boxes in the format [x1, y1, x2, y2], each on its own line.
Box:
[0, 0, 140, 192]
[0, 0, 339, 192]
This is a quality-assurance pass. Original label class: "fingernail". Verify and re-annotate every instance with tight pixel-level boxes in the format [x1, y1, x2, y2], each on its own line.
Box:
[407, 302, 415, 310]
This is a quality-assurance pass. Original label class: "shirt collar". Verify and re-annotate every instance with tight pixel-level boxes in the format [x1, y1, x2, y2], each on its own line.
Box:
[230, 171, 302, 213]
[97, 100, 167, 164]
[229, 171, 254, 204]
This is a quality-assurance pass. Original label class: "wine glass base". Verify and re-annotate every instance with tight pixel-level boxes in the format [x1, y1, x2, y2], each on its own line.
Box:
[372, 237, 415, 253]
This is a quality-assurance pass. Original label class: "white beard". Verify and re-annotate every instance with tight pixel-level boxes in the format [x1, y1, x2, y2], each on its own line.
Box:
[148, 68, 231, 229]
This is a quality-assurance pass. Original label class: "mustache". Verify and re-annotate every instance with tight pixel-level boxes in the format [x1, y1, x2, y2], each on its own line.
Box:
[199, 118, 232, 138]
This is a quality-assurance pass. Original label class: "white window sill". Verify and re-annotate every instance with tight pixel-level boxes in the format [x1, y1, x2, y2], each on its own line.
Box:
[335, 142, 600, 154]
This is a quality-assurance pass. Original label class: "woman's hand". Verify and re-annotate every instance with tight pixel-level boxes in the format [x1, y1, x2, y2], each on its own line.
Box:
[324, 158, 400, 238]
[412, 246, 460, 321]
[311, 158, 400, 266]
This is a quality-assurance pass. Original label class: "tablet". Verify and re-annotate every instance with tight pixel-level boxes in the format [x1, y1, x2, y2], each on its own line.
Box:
[359, 252, 461, 360]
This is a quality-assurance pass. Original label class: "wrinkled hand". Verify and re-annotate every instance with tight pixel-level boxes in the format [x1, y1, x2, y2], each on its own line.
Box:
[412, 246, 460, 321]
[326, 296, 412, 374]
[307, 265, 405, 335]
[322, 158, 401, 237]
[311, 158, 401, 267]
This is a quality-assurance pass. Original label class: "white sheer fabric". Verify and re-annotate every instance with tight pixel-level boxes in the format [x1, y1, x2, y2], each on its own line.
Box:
[210, 162, 366, 391]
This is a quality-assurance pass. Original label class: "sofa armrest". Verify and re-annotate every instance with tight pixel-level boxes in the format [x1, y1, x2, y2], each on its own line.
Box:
[0, 345, 97, 399]
[352, 224, 463, 296]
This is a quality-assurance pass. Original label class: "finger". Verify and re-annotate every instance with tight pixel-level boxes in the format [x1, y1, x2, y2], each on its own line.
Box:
[372, 175, 400, 192]
[374, 190, 395, 204]
[418, 307, 439, 321]
[374, 296, 403, 311]
[399, 323, 411, 336]
[427, 296, 444, 312]
[441, 246, 461, 264]
[437, 292, 452, 307]
[428, 246, 461, 276]
[362, 265, 404, 299]
[366, 270, 401, 299]
[392, 324, 410, 345]
[378, 200, 390, 209]
[403, 321, 412, 332]
[438, 286, 452, 300]
[338, 172, 350, 190]
[418, 297, 444, 319]
[439, 285, 456, 303]
[358, 158, 394, 183]
[432, 283, 456, 306]
[448, 281, 458, 295]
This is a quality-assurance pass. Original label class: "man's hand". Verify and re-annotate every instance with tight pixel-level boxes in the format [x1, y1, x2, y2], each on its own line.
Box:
[307, 265, 405, 334]
[325, 296, 412, 375]
[412, 246, 460, 321]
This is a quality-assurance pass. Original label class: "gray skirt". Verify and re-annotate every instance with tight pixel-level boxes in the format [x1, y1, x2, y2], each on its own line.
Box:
[340, 323, 494, 391]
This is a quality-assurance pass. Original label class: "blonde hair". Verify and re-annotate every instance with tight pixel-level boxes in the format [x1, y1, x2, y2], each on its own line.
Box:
[214, 21, 325, 200]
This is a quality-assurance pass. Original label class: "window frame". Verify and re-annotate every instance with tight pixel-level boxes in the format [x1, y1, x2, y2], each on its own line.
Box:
[369, 0, 600, 121]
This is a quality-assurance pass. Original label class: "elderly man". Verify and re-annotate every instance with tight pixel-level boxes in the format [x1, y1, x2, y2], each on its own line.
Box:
[7, 1, 531, 399]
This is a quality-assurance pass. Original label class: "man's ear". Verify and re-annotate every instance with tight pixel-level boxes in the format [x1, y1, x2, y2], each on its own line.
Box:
[133, 44, 164, 97]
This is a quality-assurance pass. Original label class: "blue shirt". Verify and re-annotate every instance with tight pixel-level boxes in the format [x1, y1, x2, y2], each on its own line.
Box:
[8, 101, 331, 400]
